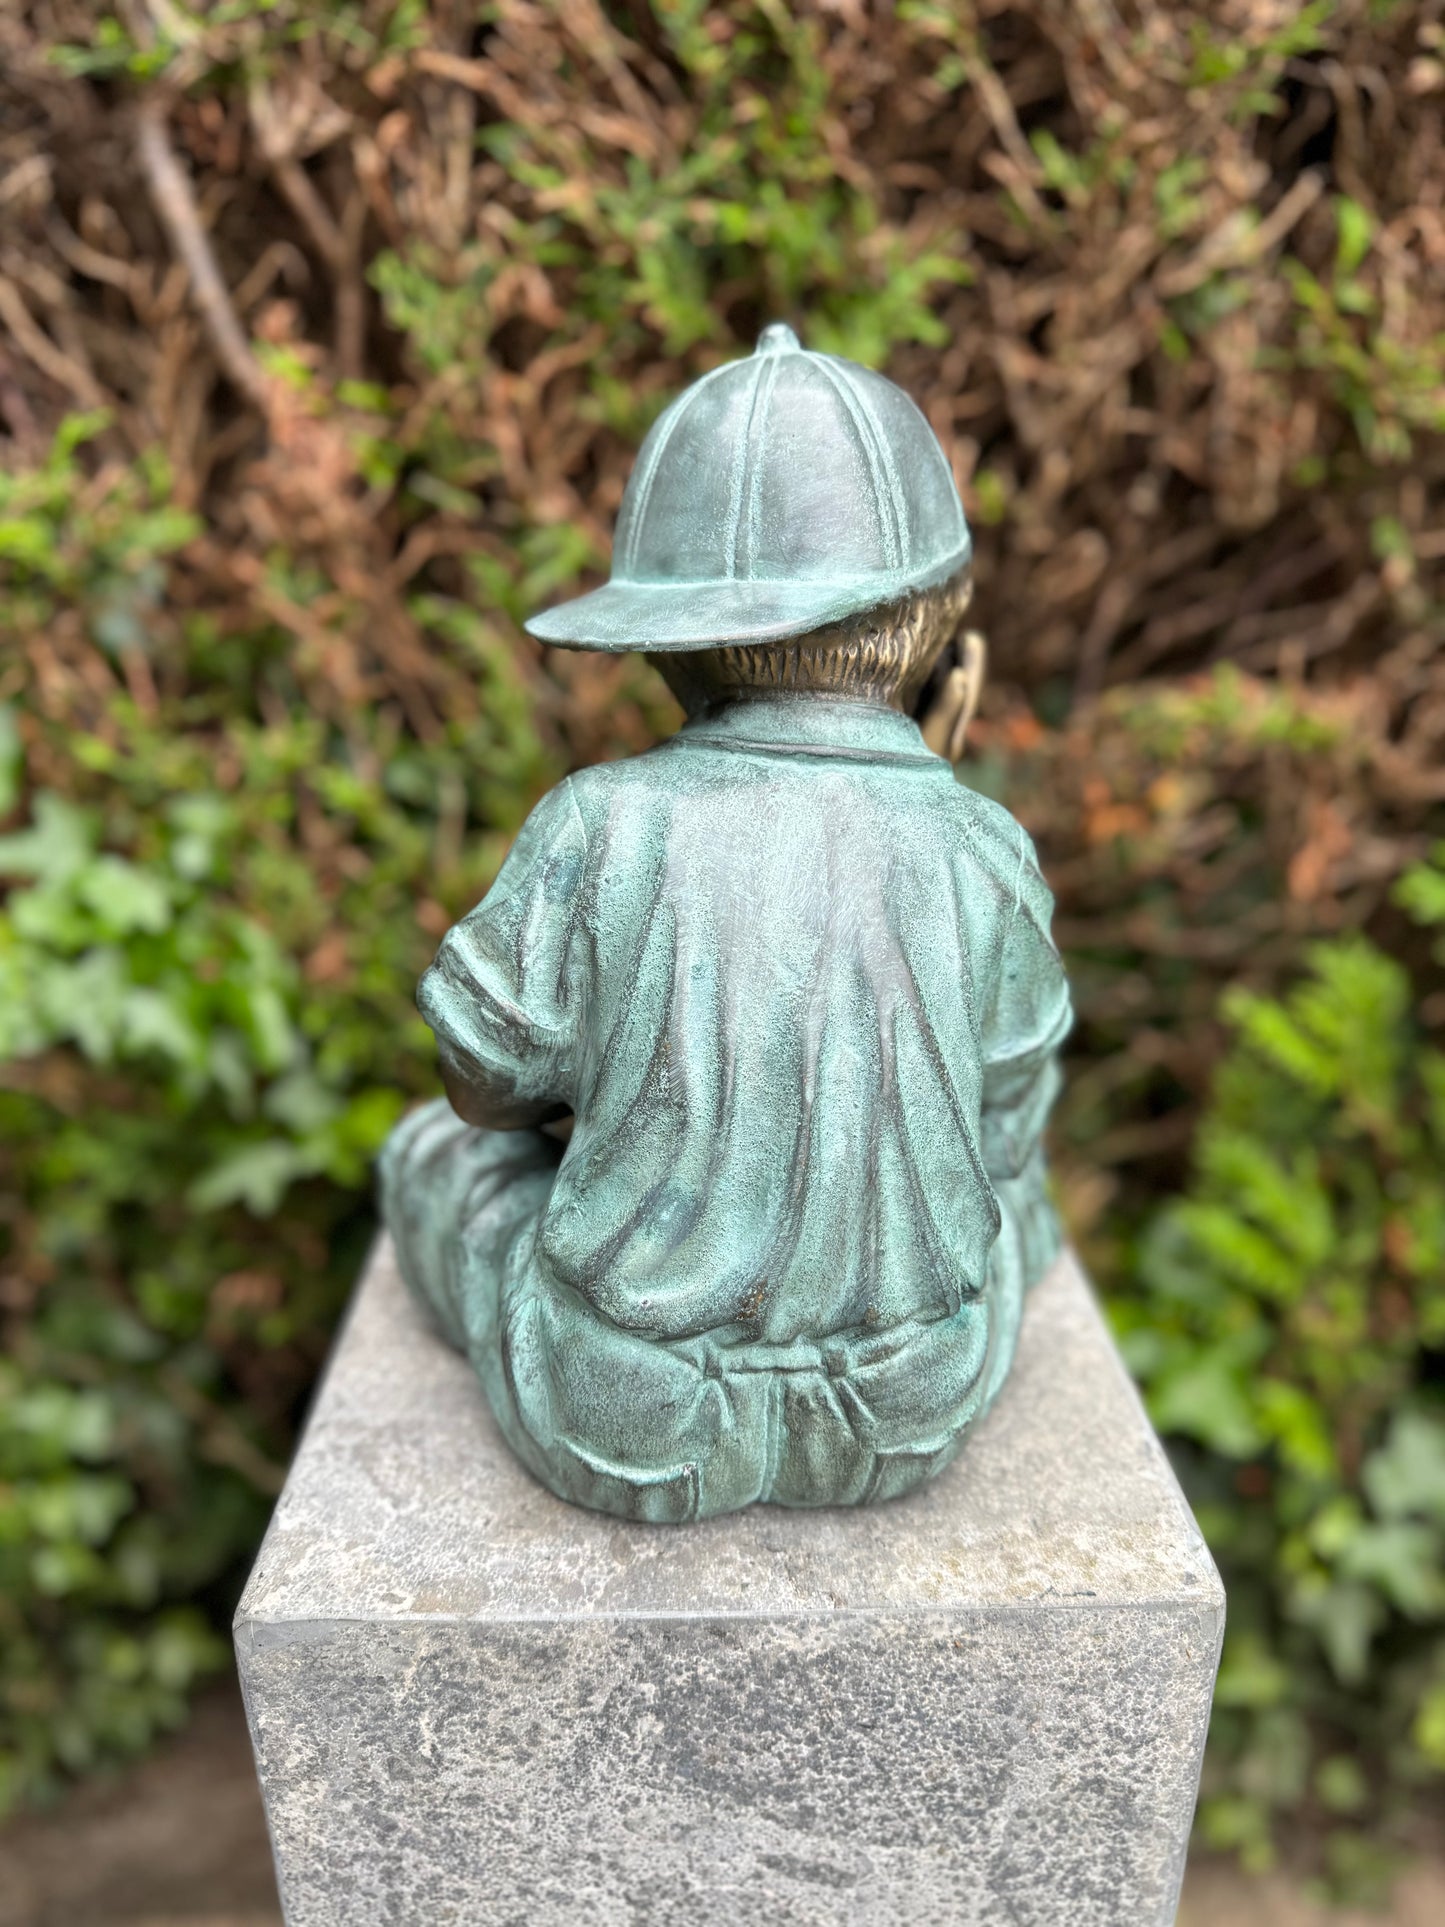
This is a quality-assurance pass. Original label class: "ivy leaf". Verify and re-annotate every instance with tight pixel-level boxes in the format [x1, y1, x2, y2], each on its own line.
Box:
[1335, 1522, 1445, 1619]
[1256, 1380, 1336, 1479]
[186, 1140, 321, 1216]
[1291, 1580, 1389, 1687]
[1396, 849, 1445, 930]
[1147, 1351, 1264, 1458]
[1363, 1410, 1445, 1524]
[0, 704, 21, 817]
[0, 793, 94, 883]
[77, 856, 171, 935]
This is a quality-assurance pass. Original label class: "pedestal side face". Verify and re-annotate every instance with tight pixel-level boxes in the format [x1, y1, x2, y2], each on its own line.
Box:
[236, 1244, 1220, 1626]
[239, 1601, 1219, 1927]
[235, 1245, 1223, 1927]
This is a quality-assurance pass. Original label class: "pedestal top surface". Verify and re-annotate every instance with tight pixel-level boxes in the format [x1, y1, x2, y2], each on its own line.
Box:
[237, 1242, 1220, 1630]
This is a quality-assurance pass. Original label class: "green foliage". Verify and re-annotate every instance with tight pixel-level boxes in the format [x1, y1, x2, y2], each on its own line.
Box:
[0, 418, 565, 1808]
[1281, 233, 1445, 465]
[1115, 874, 1445, 1882]
[374, 2, 968, 391]
[0, 413, 200, 656]
[1187, 1, 1339, 115]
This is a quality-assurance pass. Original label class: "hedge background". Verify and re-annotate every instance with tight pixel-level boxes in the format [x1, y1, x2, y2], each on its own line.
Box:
[2, 0, 1443, 1892]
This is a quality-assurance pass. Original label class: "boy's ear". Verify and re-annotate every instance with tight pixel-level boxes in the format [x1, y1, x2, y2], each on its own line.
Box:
[921, 630, 987, 763]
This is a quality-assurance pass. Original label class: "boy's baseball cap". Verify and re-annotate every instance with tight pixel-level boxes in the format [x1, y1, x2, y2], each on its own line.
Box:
[525, 323, 972, 654]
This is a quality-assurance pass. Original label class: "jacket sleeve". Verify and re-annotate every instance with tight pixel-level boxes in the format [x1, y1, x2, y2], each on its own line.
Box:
[977, 821, 1072, 1184]
[418, 780, 588, 1118]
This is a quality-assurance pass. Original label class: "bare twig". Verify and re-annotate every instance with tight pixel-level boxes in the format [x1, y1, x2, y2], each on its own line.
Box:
[0, 338, 39, 445]
[159, 1368, 287, 1496]
[335, 188, 367, 380]
[135, 92, 271, 410]
[269, 164, 368, 379]
[0, 274, 105, 407]
[1155, 170, 1327, 297]
[248, 81, 368, 379]
[266, 146, 347, 267]
[45, 214, 140, 294]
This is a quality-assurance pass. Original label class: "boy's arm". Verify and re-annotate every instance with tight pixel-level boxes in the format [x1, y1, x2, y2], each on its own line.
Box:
[437, 1060, 568, 1133]
[977, 825, 1072, 1185]
[419, 781, 587, 1131]
[979, 1036, 1067, 1185]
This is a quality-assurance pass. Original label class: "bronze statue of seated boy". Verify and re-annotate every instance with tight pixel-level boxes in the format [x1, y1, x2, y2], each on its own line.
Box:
[380, 324, 1071, 1522]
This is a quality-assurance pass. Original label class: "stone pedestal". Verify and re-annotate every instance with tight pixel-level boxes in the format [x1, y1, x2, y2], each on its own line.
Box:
[235, 1241, 1222, 1926]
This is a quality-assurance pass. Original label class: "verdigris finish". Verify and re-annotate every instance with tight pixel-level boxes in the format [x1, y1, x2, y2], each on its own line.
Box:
[524, 320, 972, 651]
[380, 323, 1072, 1521]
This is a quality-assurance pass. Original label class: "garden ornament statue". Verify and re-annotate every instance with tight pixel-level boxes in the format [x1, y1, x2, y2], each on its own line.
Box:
[380, 323, 1072, 1523]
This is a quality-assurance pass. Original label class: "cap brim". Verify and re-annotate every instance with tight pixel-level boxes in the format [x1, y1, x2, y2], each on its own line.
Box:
[523, 544, 972, 653]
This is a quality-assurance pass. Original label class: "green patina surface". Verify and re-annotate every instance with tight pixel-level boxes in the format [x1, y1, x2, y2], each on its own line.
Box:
[380, 330, 1070, 1520]
[525, 323, 971, 654]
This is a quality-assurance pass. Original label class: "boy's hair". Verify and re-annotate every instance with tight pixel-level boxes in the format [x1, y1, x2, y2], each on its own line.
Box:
[651, 570, 972, 713]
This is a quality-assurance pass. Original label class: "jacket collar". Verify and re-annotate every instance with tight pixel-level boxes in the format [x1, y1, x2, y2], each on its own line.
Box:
[677, 695, 942, 765]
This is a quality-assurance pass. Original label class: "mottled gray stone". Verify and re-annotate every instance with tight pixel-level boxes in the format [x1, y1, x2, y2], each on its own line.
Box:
[236, 1241, 1222, 1926]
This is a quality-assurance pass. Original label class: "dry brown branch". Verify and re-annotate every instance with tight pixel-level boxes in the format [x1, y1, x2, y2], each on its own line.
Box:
[0, 274, 105, 408]
[0, 338, 38, 444]
[1155, 169, 1329, 296]
[135, 93, 270, 411]
[45, 215, 140, 295]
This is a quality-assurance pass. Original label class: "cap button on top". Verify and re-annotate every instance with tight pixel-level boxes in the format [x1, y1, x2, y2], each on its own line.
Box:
[754, 322, 802, 356]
